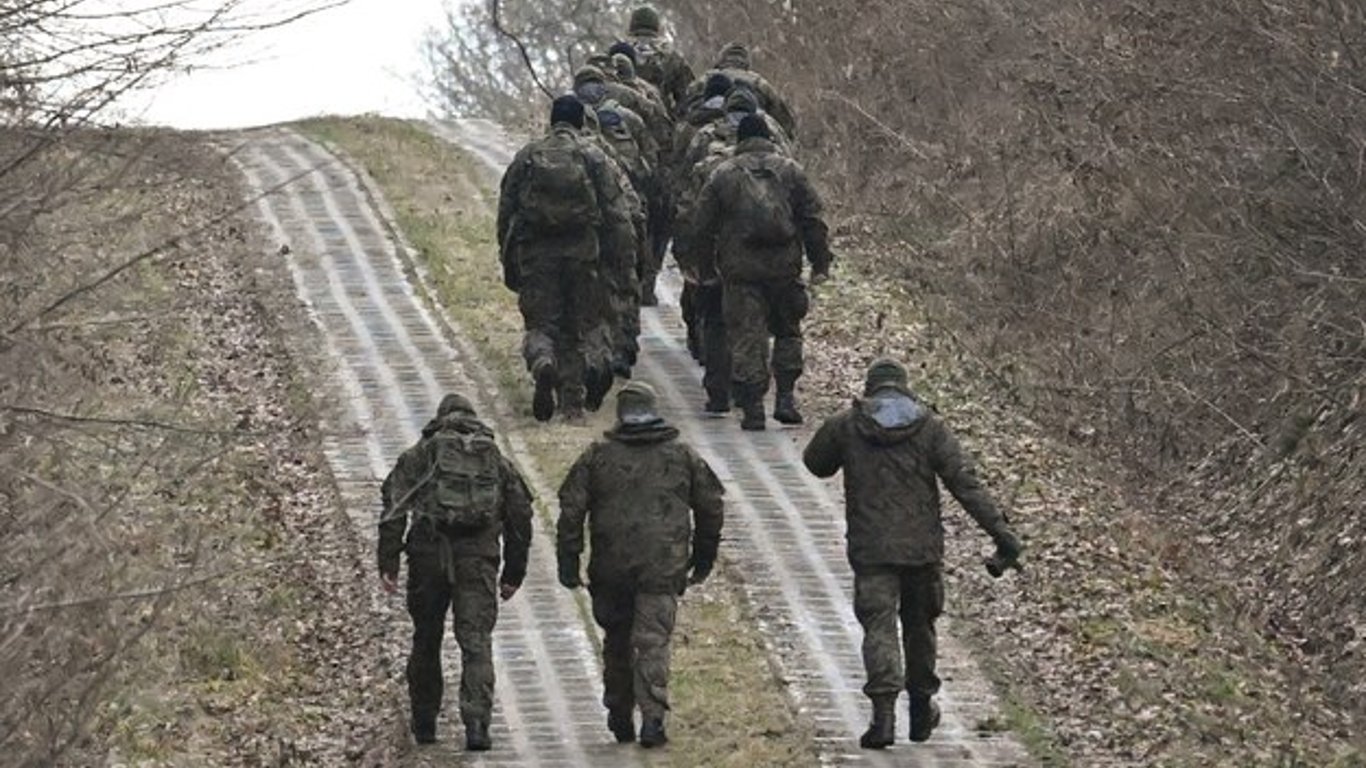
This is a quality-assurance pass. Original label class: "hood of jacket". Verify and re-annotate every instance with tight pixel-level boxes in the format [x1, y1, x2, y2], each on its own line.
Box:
[853, 389, 928, 446]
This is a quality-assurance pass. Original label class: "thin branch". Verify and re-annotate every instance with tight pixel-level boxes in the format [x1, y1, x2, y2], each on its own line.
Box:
[489, 0, 555, 99]
[0, 567, 257, 617]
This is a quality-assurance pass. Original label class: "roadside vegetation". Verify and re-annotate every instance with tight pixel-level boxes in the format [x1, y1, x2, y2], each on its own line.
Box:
[299, 115, 823, 768]
[424, 0, 1366, 763]
[0, 131, 396, 765]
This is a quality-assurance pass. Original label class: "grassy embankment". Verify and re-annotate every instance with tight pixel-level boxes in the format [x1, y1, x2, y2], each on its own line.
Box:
[2, 132, 392, 766]
[299, 116, 821, 768]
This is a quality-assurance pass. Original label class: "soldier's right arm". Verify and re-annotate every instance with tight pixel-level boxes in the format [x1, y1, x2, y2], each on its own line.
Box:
[555, 446, 595, 561]
[499, 457, 534, 588]
[802, 412, 849, 478]
[584, 146, 634, 235]
[377, 444, 425, 577]
[665, 54, 696, 116]
[687, 448, 725, 551]
[788, 162, 834, 276]
[928, 418, 1013, 543]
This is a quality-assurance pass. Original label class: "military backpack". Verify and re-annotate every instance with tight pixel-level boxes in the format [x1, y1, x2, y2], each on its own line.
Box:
[731, 160, 797, 247]
[517, 132, 600, 234]
[417, 423, 504, 531]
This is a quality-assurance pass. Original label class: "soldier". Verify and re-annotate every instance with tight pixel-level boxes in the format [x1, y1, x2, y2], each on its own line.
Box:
[691, 115, 833, 430]
[622, 5, 695, 116]
[557, 381, 725, 748]
[378, 394, 534, 751]
[498, 95, 633, 420]
[684, 42, 797, 140]
[576, 97, 650, 381]
[801, 359, 1025, 748]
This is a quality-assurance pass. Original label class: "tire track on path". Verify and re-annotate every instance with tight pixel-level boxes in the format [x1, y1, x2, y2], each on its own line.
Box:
[230, 128, 640, 768]
[432, 119, 1033, 767]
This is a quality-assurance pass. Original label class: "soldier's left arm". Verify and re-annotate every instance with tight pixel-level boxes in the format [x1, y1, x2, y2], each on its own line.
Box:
[789, 164, 833, 276]
[929, 418, 1014, 543]
[498, 457, 534, 588]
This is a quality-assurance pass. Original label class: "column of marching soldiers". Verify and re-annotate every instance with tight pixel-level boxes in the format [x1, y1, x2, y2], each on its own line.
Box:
[376, 4, 1026, 757]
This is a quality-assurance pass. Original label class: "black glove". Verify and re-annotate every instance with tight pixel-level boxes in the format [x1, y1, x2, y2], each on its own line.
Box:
[687, 538, 718, 586]
[557, 554, 583, 589]
[985, 530, 1024, 578]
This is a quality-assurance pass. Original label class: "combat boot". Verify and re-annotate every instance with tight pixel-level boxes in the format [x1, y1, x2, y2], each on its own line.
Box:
[411, 713, 436, 745]
[640, 276, 659, 307]
[532, 362, 558, 422]
[638, 717, 668, 748]
[465, 719, 491, 751]
[703, 389, 730, 415]
[859, 696, 896, 749]
[607, 708, 636, 743]
[773, 374, 803, 425]
[736, 384, 766, 431]
[585, 366, 614, 412]
[908, 695, 941, 743]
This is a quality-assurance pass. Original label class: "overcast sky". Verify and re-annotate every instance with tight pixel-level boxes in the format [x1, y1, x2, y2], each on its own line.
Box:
[128, 0, 449, 129]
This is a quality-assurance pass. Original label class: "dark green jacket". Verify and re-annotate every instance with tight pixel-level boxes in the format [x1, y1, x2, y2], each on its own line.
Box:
[557, 421, 724, 594]
[378, 414, 533, 586]
[803, 390, 1009, 568]
[692, 137, 831, 283]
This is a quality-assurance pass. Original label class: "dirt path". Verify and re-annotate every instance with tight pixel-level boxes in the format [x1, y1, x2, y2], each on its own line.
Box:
[430, 120, 1032, 767]
[229, 128, 640, 768]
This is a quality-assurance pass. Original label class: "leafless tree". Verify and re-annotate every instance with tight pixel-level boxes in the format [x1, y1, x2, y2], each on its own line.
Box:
[1, 2, 341, 764]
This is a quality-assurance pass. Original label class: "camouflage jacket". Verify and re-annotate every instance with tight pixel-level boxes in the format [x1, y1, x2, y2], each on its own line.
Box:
[557, 420, 724, 594]
[626, 32, 695, 115]
[496, 123, 633, 265]
[378, 414, 534, 586]
[802, 389, 1011, 568]
[691, 136, 832, 282]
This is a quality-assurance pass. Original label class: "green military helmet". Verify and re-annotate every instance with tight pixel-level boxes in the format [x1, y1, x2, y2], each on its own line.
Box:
[864, 357, 910, 396]
[574, 64, 608, 86]
[717, 42, 752, 70]
[628, 5, 661, 35]
[616, 380, 660, 425]
[612, 53, 637, 82]
[723, 86, 759, 114]
[437, 392, 476, 417]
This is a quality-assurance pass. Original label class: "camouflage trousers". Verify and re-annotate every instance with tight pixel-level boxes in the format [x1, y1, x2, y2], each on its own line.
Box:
[853, 564, 944, 700]
[406, 553, 500, 724]
[590, 584, 679, 720]
[722, 278, 808, 395]
[690, 282, 731, 403]
[518, 257, 614, 409]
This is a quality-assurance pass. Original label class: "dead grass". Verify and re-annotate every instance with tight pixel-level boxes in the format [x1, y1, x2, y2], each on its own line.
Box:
[0, 130, 392, 766]
[299, 115, 822, 767]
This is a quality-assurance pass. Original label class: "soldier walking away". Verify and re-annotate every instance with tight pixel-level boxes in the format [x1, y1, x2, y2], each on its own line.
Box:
[378, 394, 534, 751]
[498, 95, 634, 421]
[801, 359, 1025, 749]
[556, 382, 725, 748]
[691, 115, 833, 430]
[622, 5, 695, 117]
